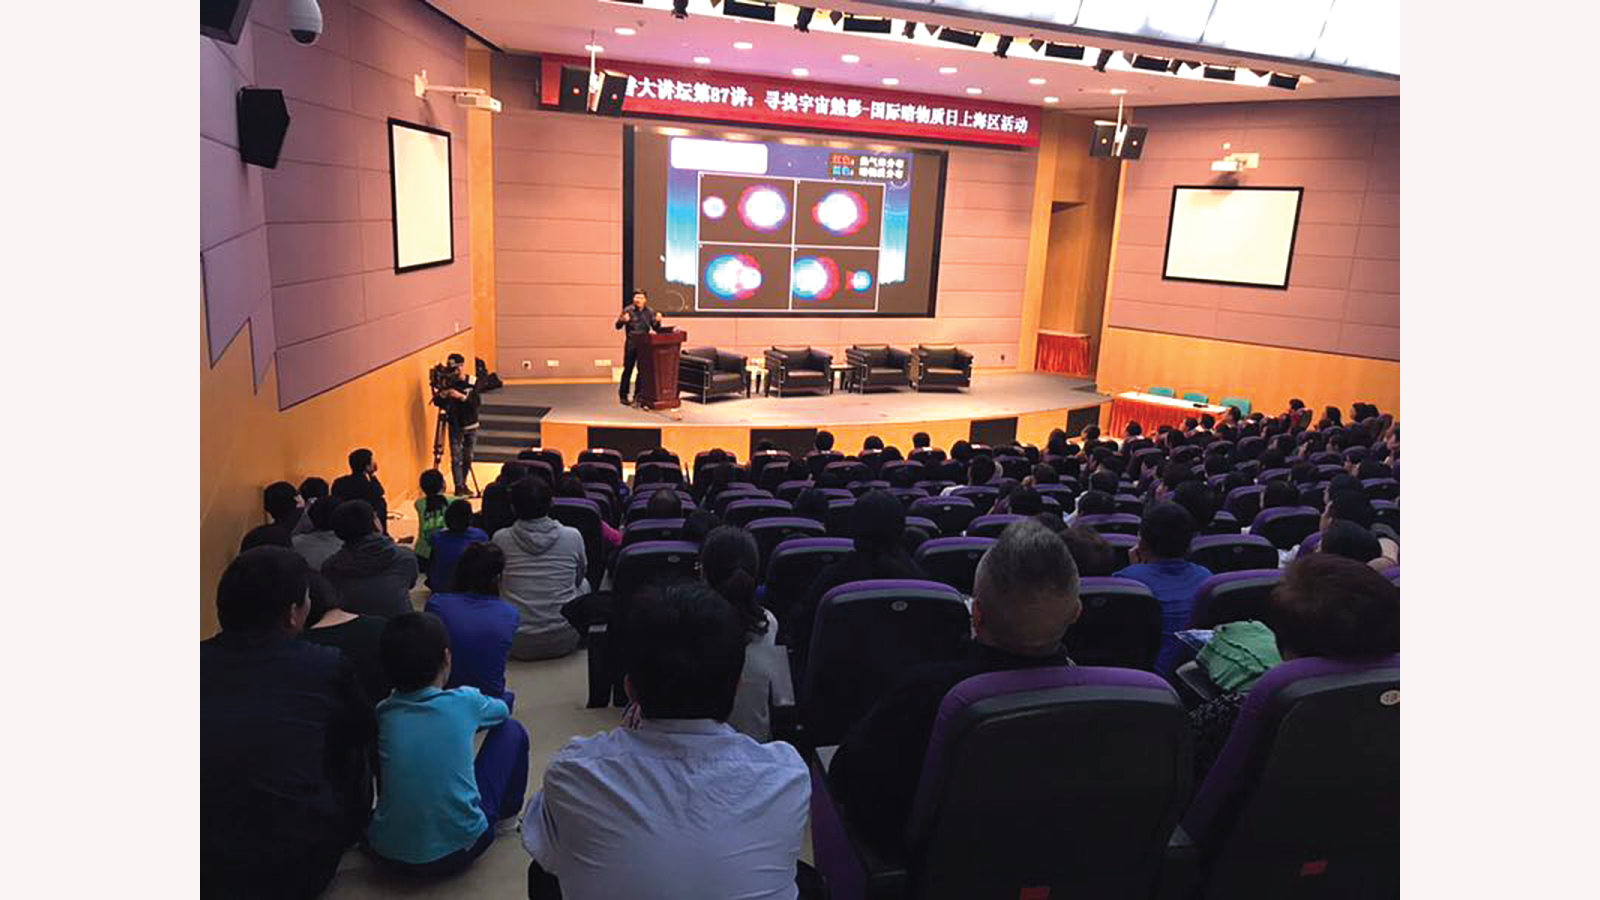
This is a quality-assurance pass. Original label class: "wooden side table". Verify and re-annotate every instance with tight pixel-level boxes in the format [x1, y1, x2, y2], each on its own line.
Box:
[745, 363, 767, 397]
[828, 363, 853, 394]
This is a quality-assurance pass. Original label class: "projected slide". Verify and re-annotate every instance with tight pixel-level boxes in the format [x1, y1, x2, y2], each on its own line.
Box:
[388, 118, 454, 273]
[627, 127, 946, 316]
[1163, 186, 1304, 289]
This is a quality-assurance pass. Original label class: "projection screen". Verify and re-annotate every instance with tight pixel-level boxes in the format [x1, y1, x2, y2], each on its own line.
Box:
[1162, 186, 1303, 289]
[388, 118, 454, 273]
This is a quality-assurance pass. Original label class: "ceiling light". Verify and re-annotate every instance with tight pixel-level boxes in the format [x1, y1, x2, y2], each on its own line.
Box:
[841, 53, 860, 63]
[733, 41, 753, 50]
[792, 67, 808, 77]
[1028, 77, 1046, 85]
[937, 27, 982, 48]
[1093, 48, 1114, 72]
[693, 55, 711, 64]
[584, 43, 604, 53]
[993, 35, 1013, 58]
[671, 0, 688, 19]
[794, 7, 814, 32]
[881, 77, 899, 86]
[938, 66, 958, 74]
[1268, 72, 1301, 90]
[1130, 54, 1172, 72]
[1109, 88, 1128, 95]
[1043, 96, 1060, 103]
[966, 86, 983, 95]
[842, 15, 892, 34]
[1203, 65, 1235, 81]
[721, 0, 776, 22]
[613, 26, 636, 36]
[1044, 43, 1086, 60]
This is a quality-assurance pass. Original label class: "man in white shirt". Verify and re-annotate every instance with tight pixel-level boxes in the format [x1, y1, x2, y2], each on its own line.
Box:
[522, 581, 811, 900]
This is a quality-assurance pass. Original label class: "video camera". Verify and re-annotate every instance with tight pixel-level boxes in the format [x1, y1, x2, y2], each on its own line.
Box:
[428, 361, 458, 396]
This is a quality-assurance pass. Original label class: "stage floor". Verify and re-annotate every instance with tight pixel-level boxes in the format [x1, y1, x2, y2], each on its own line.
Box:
[516, 372, 1103, 428]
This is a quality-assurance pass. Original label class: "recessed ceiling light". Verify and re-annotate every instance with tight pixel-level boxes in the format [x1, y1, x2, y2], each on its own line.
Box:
[693, 56, 711, 64]
[1043, 96, 1060, 103]
[1028, 77, 1047, 85]
[584, 44, 604, 53]
[938, 66, 958, 74]
[841, 54, 860, 64]
[965, 86, 982, 95]
[882, 77, 899, 86]
[792, 67, 809, 77]
[613, 26, 636, 36]
[1109, 88, 1128, 95]
[733, 41, 753, 50]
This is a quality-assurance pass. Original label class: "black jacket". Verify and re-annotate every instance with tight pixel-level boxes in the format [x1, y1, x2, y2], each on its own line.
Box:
[616, 305, 663, 338]
[433, 374, 481, 430]
[331, 472, 387, 531]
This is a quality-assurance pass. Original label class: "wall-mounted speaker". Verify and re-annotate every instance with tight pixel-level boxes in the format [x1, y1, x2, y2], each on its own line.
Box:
[558, 66, 590, 112]
[236, 88, 291, 168]
[201, 0, 254, 44]
[592, 71, 629, 116]
[1119, 125, 1149, 160]
[1089, 123, 1117, 158]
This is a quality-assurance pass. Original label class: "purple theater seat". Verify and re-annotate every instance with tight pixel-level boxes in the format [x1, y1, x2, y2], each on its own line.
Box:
[907, 495, 978, 537]
[1183, 655, 1400, 898]
[548, 497, 606, 590]
[913, 536, 995, 595]
[624, 492, 694, 524]
[746, 516, 828, 580]
[775, 480, 815, 503]
[1187, 534, 1278, 574]
[710, 484, 770, 515]
[825, 498, 856, 537]
[1075, 513, 1143, 536]
[1067, 577, 1162, 670]
[849, 480, 893, 498]
[620, 517, 685, 547]
[762, 537, 853, 624]
[812, 666, 1189, 900]
[949, 485, 999, 515]
[724, 497, 794, 529]
[1362, 478, 1400, 501]
[964, 513, 1026, 538]
[634, 460, 684, 487]
[1383, 566, 1399, 584]
[1224, 485, 1266, 525]
[801, 579, 970, 747]
[887, 487, 929, 508]
[1189, 569, 1282, 628]
[824, 460, 871, 489]
[903, 515, 939, 537]
[1296, 531, 1323, 559]
[1201, 510, 1241, 536]
[1101, 533, 1137, 571]
[1249, 505, 1322, 550]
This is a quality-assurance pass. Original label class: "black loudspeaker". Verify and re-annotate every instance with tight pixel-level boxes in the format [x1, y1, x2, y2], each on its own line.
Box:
[1066, 405, 1102, 437]
[587, 427, 663, 459]
[592, 71, 629, 116]
[201, 0, 253, 44]
[237, 88, 291, 168]
[558, 66, 590, 112]
[1119, 125, 1149, 160]
[1089, 122, 1117, 158]
[970, 417, 1018, 448]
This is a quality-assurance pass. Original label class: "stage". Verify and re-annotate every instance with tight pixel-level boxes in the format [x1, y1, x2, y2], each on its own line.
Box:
[477, 372, 1108, 465]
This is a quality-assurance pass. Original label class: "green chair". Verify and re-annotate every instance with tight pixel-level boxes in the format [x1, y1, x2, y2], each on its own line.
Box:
[1182, 391, 1210, 404]
[1219, 397, 1252, 415]
[1148, 386, 1176, 398]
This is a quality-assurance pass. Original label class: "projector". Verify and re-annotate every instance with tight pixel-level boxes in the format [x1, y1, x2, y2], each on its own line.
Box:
[455, 93, 502, 113]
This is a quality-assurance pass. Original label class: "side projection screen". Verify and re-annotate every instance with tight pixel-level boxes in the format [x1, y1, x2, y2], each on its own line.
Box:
[626, 126, 948, 317]
[388, 118, 454, 273]
[1162, 186, 1303, 289]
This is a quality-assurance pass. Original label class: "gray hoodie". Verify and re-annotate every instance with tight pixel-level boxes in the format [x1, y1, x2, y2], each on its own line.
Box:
[492, 517, 588, 641]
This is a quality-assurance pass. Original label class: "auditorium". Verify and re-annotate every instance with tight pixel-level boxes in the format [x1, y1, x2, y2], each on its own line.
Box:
[197, 2, 1410, 897]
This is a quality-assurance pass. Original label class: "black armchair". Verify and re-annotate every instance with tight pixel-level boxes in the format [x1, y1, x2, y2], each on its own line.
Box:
[678, 346, 748, 403]
[763, 345, 832, 397]
[911, 344, 973, 391]
[845, 343, 911, 393]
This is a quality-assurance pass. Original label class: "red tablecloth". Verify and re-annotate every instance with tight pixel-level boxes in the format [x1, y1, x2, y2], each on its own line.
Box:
[1035, 331, 1092, 377]
[1106, 393, 1230, 437]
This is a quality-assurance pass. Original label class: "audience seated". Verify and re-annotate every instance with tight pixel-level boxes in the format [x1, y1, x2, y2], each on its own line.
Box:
[331, 448, 388, 533]
[646, 486, 683, 520]
[1070, 489, 1116, 523]
[414, 469, 449, 574]
[477, 481, 517, 537]
[426, 543, 519, 702]
[321, 499, 419, 618]
[700, 526, 790, 742]
[262, 480, 301, 545]
[1320, 520, 1385, 566]
[1060, 522, 1118, 576]
[788, 490, 928, 672]
[201, 547, 375, 899]
[827, 518, 1080, 847]
[302, 577, 391, 707]
[293, 477, 329, 535]
[494, 478, 586, 661]
[522, 580, 809, 899]
[1115, 502, 1212, 674]
[557, 475, 621, 549]
[792, 487, 831, 525]
[292, 497, 343, 571]
[429, 499, 488, 590]
[1323, 491, 1400, 568]
[366, 612, 529, 876]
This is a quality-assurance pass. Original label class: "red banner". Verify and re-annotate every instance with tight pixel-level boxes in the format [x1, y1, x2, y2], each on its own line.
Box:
[539, 54, 1040, 148]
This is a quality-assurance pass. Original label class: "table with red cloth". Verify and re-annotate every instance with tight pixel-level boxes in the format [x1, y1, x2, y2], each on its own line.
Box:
[1105, 391, 1231, 437]
[1035, 330, 1093, 377]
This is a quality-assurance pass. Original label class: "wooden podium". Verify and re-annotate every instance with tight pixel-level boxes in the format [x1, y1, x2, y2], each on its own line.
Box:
[634, 329, 686, 410]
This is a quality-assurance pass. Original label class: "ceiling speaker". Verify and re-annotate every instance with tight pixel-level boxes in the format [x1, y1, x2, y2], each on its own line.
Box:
[201, 0, 254, 44]
[236, 88, 290, 168]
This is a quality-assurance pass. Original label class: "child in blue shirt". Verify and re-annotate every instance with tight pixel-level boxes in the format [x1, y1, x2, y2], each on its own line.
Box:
[425, 543, 519, 707]
[367, 612, 529, 875]
[428, 499, 489, 590]
[1115, 502, 1213, 675]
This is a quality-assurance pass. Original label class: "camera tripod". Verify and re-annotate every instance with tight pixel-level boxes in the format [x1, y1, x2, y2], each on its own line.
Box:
[432, 409, 481, 497]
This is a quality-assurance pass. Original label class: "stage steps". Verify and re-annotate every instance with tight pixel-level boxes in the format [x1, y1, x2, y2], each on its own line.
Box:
[474, 397, 551, 464]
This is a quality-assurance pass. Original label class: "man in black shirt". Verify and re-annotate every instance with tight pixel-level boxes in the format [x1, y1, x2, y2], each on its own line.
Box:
[433, 352, 482, 496]
[332, 447, 387, 533]
[201, 547, 376, 899]
[615, 289, 667, 405]
[825, 518, 1082, 848]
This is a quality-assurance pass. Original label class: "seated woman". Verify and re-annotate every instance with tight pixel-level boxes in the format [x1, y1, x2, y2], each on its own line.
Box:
[699, 526, 791, 743]
[1188, 553, 1399, 784]
[426, 542, 519, 707]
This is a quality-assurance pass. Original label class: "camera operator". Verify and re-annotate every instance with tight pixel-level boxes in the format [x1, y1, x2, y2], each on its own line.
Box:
[432, 353, 482, 497]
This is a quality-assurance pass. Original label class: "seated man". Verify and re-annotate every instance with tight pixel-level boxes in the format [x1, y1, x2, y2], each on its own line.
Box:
[1115, 502, 1213, 675]
[366, 612, 529, 876]
[201, 547, 375, 899]
[331, 448, 388, 534]
[493, 477, 587, 660]
[428, 499, 489, 590]
[294, 476, 330, 535]
[426, 542, 519, 703]
[828, 519, 1081, 847]
[646, 486, 683, 520]
[523, 580, 810, 899]
[262, 480, 302, 545]
[320, 499, 419, 618]
[292, 497, 344, 571]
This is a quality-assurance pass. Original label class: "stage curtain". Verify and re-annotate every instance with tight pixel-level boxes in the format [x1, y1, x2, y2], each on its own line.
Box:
[1035, 332, 1092, 377]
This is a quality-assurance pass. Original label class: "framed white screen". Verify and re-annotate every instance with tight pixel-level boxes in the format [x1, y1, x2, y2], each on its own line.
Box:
[1162, 186, 1303, 289]
[388, 118, 454, 273]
